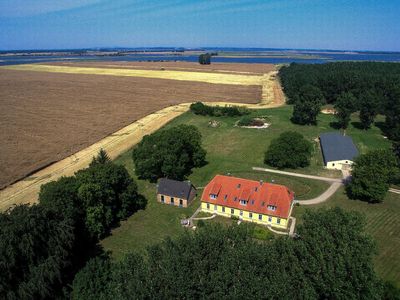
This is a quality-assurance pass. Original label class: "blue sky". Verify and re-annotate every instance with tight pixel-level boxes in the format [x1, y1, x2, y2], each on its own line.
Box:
[0, 0, 399, 51]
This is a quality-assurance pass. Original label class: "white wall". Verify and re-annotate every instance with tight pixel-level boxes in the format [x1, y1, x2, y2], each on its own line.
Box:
[326, 160, 353, 170]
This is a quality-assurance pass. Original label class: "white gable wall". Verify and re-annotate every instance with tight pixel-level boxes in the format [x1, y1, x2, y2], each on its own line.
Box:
[325, 159, 354, 170]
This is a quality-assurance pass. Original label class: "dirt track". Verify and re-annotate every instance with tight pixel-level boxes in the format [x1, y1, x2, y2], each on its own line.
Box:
[0, 63, 282, 210]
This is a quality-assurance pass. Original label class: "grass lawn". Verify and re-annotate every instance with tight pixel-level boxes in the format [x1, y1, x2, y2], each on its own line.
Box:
[101, 105, 399, 285]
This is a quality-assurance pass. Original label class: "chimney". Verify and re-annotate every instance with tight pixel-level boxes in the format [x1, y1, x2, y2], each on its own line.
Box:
[260, 180, 263, 185]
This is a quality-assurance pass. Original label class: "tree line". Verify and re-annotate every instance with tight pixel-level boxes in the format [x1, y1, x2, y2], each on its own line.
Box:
[71, 207, 399, 299]
[0, 150, 146, 299]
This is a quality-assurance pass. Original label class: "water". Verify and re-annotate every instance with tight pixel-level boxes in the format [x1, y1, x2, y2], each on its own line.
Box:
[1, 49, 400, 66]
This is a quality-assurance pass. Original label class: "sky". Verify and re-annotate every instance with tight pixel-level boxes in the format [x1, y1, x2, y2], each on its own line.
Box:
[0, 0, 399, 51]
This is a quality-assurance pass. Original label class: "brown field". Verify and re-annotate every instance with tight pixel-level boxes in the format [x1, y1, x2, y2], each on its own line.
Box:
[0, 64, 266, 190]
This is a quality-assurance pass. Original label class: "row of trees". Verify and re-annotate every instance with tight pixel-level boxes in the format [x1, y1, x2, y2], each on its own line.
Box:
[71, 208, 398, 299]
[280, 62, 400, 136]
[190, 101, 249, 117]
[0, 150, 146, 299]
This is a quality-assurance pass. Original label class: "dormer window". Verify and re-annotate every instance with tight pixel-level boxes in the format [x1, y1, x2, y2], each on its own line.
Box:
[210, 194, 217, 200]
[255, 187, 258, 192]
[239, 200, 247, 205]
[224, 194, 228, 200]
[251, 200, 255, 205]
[237, 184, 241, 188]
[261, 202, 265, 206]
[267, 205, 277, 211]
[234, 197, 237, 201]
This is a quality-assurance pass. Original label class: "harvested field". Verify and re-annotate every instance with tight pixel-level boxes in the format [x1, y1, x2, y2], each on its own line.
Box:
[4, 64, 263, 86]
[48, 61, 276, 75]
[0, 67, 263, 191]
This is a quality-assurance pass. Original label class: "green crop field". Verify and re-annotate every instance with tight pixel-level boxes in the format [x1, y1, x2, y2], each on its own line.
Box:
[101, 105, 399, 286]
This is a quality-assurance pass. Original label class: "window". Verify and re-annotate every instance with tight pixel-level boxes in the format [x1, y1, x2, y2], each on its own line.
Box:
[210, 194, 217, 200]
[277, 218, 281, 224]
[207, 203, 210, 209]
[267, 205, 276, 211]
[268, 216, 272, 222]
[231, 208, 234, 214]
[234, 197, 237, 201]
[171, 197, 174, 204]
[261, 202, 265, 206]
[222, 207, 225, 213]
[240, 200, 247, 205]
[214, 205, 217, 211]
[161, 195, 164, 203]
[224, 194, 228, 200]
[179, 199, 183, 207]
[240, 210, 243, 216]
[346, 161, 348, 163]
[237, 183, 241, 188]
[258, 214, 262, 220]
[332, 163, 335, 166]
[255, 187, 258, 192]
[249, 212, 253, 218]
[251, 200, 254, 205]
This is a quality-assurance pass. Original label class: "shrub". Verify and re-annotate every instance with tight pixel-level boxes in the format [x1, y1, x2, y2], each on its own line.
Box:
[190, 102, 249, 117]
[237, 116, 253, 126]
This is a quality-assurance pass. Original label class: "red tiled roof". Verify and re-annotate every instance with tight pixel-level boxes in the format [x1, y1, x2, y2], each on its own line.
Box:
[201, 175, 294, 219]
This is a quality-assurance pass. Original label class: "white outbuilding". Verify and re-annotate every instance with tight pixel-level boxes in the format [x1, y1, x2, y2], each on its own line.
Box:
[319, 132, 359, 170]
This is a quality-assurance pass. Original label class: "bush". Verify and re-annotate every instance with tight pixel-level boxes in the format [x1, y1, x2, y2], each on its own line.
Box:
[237, 115, 253, 126]
[190, 102, 249, 117]
[197, 220, 205, 227]
[264, 131, 313, 169]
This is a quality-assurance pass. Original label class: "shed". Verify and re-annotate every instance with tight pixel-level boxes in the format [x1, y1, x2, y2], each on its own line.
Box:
[157, 178, 197, 207]
[319, 132, 359, 170]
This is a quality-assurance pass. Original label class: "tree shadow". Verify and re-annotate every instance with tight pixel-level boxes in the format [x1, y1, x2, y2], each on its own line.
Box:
[351, 121, 365, 130]
[329, 121, 342, 130]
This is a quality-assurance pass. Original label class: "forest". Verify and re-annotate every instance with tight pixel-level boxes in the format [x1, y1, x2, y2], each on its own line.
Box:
[279, 62, 400, 140]
[71, 208, 396, 299]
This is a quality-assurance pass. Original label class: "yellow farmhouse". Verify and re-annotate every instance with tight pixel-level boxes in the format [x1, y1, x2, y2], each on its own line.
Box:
[201, 175, 295, 229]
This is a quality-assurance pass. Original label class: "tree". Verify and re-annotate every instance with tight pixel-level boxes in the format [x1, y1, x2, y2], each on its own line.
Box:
[71, 256, 113, 300]
[132, 125, 206, 181]
[384, 84, 400, 141]
[40, 151, 146, 239]
[291, 84, 325, 125]
[264, 131, 313, 169]
[71, 208, 383, 299]
[89, 148, 111, 167]
[346, 149, 399, 203]
[198, 53, 211, 65]
[359, 90, 380, 129]
[296, 208, 381, 299]
[334, 91, 357, 129]
[0, 204, 74, 299]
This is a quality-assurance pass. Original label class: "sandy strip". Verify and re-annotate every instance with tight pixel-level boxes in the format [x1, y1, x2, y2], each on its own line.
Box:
[2, 64, 263, 86]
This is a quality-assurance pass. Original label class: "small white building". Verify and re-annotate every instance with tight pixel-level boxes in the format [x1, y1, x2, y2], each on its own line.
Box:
[320, 132, 359, 170]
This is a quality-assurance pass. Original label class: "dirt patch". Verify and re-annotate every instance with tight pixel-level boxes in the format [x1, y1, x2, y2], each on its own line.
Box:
[0, 69, 261, 190]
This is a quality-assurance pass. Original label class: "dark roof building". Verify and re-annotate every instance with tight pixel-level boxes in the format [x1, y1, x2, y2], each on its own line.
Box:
[319, 132, 359, 167]
[157, 178, 196, 207]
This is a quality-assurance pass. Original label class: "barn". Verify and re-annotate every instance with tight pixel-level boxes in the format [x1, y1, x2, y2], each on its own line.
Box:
[319, 132, 359, 170]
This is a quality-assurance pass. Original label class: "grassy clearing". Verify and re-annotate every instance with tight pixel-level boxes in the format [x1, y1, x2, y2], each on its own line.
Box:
[293, 187, 400, 286]
[2, 64, 264, 86]
[101, 105, 399, 285]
